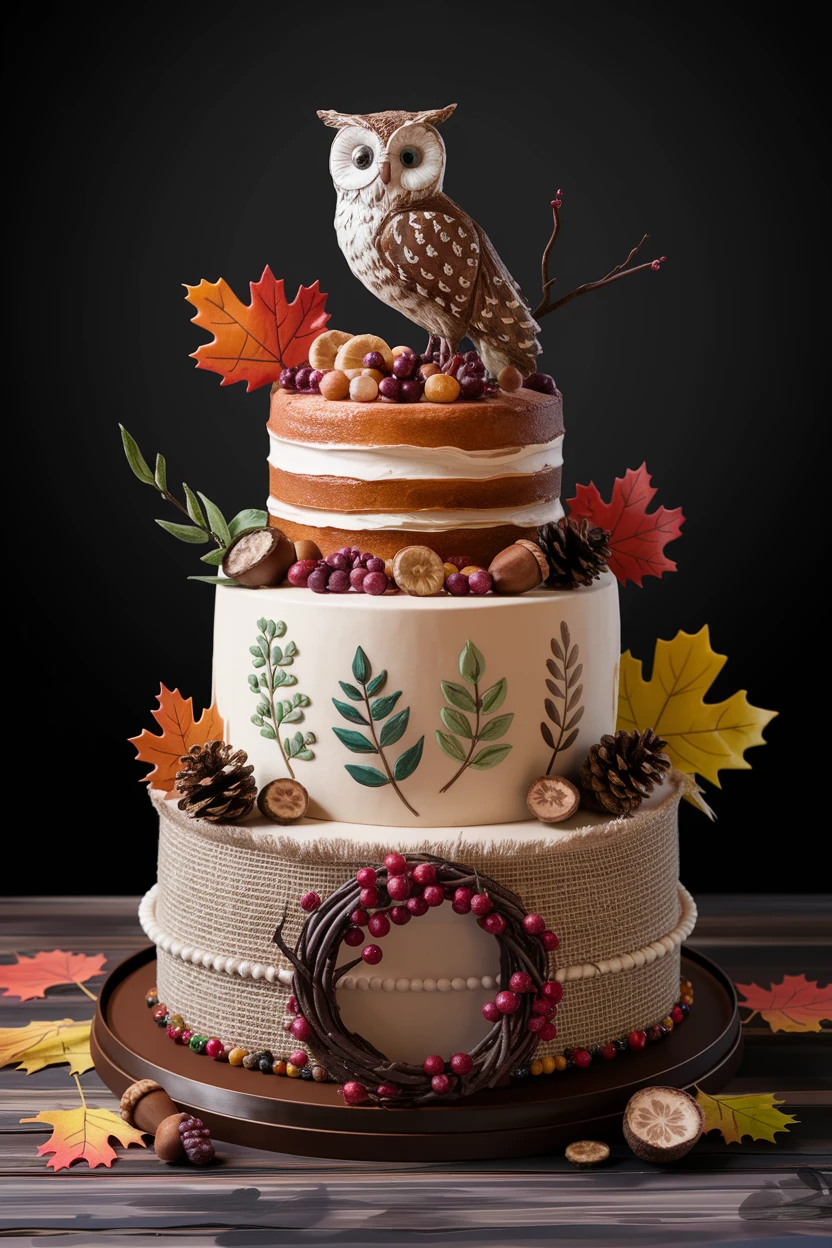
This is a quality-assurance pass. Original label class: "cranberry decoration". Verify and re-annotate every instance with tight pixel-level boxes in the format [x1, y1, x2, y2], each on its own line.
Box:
[523, 913, 546, 935]
[628, 1029, 648, 1051]
[273, 853, 554, 1106]
[300, 891, 321, 913]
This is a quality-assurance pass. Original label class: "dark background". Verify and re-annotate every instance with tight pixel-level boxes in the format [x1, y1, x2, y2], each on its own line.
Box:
[9, 2, 821, 893]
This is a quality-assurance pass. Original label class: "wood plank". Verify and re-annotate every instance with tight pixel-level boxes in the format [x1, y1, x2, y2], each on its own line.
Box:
[1, 896, 829, 1244]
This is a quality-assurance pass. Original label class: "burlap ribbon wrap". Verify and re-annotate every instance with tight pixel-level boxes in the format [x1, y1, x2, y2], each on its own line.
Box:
[147, 774, 694, 1056]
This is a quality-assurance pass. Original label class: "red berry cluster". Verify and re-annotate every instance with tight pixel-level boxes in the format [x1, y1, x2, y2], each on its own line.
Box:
[341, 854, 459, 964]
[178, 1115, 215, 1164]
[479, 913, 561, 1042]
[279, 365, 324, 393]
[288, 548, 390, 596]
[522, 372, 557, 395]
[441, 350, 499, 401]
[443, 555, 493, 597]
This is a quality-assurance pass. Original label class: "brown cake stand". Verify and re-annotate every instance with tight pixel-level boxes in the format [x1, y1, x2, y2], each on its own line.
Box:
[91, 946, 741, 1161]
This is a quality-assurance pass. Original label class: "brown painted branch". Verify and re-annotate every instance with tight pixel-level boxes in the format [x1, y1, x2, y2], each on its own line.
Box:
[533, 190, 665, 321]
[535, 194, 563, 320]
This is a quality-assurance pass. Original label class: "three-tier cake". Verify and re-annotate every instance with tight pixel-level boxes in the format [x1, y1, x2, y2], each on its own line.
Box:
[123, 104, 770, 1125]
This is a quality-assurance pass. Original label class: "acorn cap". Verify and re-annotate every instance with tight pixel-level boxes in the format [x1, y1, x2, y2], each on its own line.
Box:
[623, 1086, 705, 1163]
[222, 527, 295, 587]
[119, 1079, 179, 1134]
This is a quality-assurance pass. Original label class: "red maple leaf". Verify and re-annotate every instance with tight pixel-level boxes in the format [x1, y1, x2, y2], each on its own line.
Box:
[736, 974, 832, 1033]
[185, 266, 330, 392]
[128, 684, 224, 795]
[0, 951, 107, 1001]
[566, 462, 685, 587]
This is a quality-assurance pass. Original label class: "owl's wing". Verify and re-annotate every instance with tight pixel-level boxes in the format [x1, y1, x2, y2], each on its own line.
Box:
[377, 203, 480, 331]
[468, 229, 541, 375]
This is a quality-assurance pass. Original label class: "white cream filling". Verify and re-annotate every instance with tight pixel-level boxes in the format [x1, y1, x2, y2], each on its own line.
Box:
[267, 495, 564, 532]
[268, 433, 564, 482]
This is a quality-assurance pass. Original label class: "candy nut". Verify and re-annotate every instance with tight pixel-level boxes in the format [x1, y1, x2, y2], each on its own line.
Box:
[294, 539, 323, 562]
[222, 527, 295, 587]
[487, 541, 547, 594]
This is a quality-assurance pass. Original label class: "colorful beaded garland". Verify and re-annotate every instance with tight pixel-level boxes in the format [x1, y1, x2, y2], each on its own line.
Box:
[143, 988, 330, 1084]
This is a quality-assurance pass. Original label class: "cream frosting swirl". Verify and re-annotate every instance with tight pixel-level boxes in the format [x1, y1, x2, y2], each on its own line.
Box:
[268, 433, 564, 482]
[267, 495, 564, 531]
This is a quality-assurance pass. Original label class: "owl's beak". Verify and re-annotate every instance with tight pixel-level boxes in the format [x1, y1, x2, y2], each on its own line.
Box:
[379, 160, 392, 185]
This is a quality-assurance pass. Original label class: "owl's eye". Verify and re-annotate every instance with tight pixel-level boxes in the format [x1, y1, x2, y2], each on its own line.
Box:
[399, 147, 422, 168]
[351, 145, 375, 170]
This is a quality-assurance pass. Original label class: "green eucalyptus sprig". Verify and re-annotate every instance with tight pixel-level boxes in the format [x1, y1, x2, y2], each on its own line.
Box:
[436, 640, 513, 793]
[119, 424, 266, 578]
[248, 618, 314, 780]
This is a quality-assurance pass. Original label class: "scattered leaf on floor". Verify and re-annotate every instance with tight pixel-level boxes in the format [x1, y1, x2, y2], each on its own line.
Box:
[0, 951, 106, 1002]
[21, 1105, 147, 1171]
[0, 1018, 93, 1075]
[695, 1089, 798, 1145]
[736, 973, 832, 1033]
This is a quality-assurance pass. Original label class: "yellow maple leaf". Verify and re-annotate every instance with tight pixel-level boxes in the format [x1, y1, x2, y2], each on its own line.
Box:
[695, 1089, 798, 1145]
[0, 1018, 93, 1076]
[21, 1101, 147, 1171]
[618, 626, 777, 786]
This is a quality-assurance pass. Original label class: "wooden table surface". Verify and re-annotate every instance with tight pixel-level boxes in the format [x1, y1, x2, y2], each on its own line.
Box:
[1, 894, 830, 1246]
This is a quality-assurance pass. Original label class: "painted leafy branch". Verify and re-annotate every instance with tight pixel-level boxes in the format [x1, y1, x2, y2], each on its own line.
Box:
[120, 425, 266, 584]
[248, 618, 314, 780]
[436, 641, 513, 792]
[541, 621, 584, 773]
[333, 647, 424, 817]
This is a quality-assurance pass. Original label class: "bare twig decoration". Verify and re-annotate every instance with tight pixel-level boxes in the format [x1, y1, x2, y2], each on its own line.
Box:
[272, 854, 551, 1105]
[533, 192, 666, 321]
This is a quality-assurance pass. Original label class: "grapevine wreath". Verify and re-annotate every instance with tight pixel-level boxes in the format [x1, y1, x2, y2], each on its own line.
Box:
[272, 852, 562, 1105]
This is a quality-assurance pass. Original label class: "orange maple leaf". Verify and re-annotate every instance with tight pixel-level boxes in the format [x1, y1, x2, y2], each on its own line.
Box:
[736, 973, 832, 1033]
[22, 1103, 146, 1171]
[129, 684, 224, 795]
[185, 266, 330, 392]
[567, 463, 685, 587]
[0, 950, 107, 1001]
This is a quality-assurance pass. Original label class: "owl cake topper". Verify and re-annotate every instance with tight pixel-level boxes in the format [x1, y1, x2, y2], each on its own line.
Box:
[317, 103, 541, 376]
[318, 103, 666, 377]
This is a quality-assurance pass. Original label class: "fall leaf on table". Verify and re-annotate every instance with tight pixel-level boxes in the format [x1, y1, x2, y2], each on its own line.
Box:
[736, 973, 832, 1033]
[618, 626, 776, 788]
[695, 1089, 798, 1145]
[0, 1018, 92, 1075]
[129, 684, 224, 794]
[185, 266, 330, 392]
[567, 463, 685, 587]
[0, 950, 106, 1001]
[22, 1102, 147, 1171]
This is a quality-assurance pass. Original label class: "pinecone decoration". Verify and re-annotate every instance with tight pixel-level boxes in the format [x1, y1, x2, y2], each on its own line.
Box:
[175, 741, 256, 823]
[579, 728, 671, 817]
[537, 517, 611, 589]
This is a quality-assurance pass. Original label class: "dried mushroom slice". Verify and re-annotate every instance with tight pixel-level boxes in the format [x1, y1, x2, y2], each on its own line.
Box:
[623, 1086, 705, 1163]
[258, 778, 310, 824]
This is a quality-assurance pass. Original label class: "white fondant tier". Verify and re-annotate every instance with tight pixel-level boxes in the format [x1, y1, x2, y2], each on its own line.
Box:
[211, 576, 620, 828]
[148, 775, 690, 1064]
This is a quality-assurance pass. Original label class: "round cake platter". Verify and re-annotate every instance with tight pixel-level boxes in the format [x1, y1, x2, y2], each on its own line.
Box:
[91, 946, 741, 1161]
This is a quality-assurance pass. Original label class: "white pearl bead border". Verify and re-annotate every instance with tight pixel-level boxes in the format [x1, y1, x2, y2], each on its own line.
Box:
[139, 885, 294, 987]
[140, 882, 696, 992]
